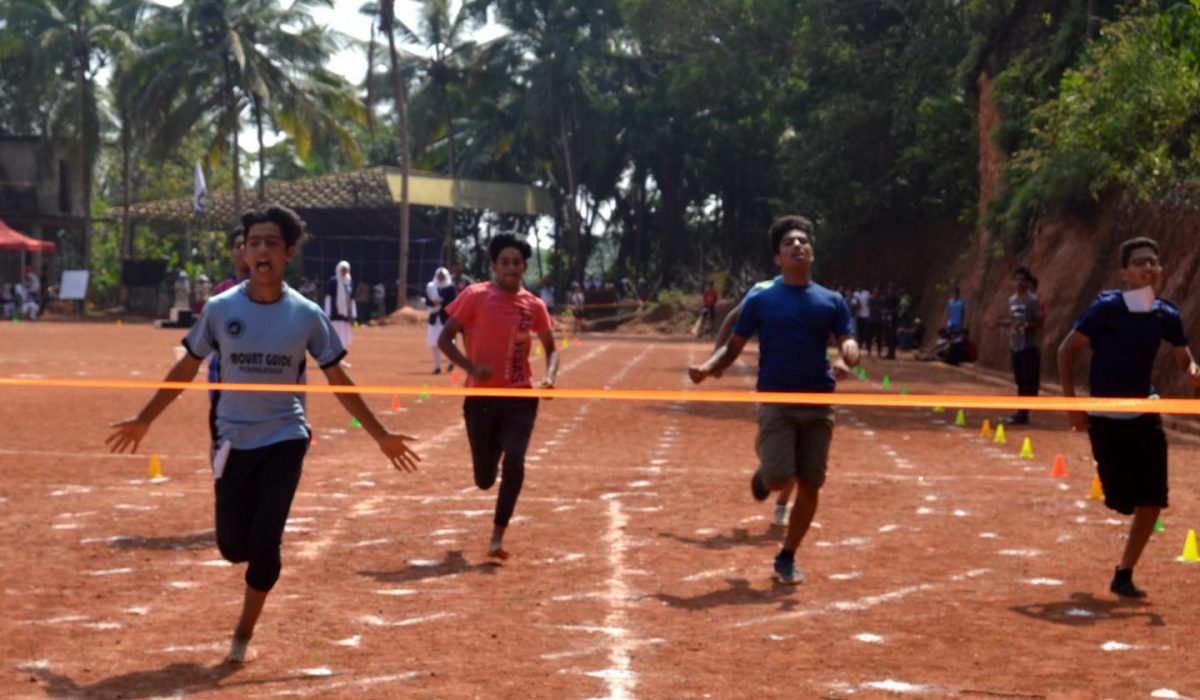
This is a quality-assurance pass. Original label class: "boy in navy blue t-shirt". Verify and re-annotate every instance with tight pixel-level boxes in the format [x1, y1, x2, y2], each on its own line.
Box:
[1059, 237, 1200, 598]
[108, 205, 420, 663]
[690, 215, 859, 584]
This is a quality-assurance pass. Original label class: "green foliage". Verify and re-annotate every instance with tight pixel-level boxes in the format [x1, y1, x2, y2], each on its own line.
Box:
[990, 2, 1200, 243]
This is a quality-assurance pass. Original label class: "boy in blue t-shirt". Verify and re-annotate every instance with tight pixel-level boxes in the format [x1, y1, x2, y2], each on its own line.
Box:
[108, 205, 420, 664]
[689, 215, 859, 584]
[711, 275, 799, 526]
[1059, 236, 1200, 598]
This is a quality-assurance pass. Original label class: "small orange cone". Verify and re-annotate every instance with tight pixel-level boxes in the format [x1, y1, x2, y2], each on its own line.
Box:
[1086, 475, 1104, 500]
[147, 453, 163, 479]
[390, 394, 402, 412]
[1049, 454, 1067, 478]
[116, 318, 124, 327]
[980, 419, 993, 439]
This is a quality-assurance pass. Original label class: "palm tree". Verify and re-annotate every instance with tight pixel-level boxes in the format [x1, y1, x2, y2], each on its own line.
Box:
[132, 0, 362, 217]
[395, 0, 486, 266]
[485, 0, 620, 283]
[380, 0, 413, 305]
[4, 0, 137, 271]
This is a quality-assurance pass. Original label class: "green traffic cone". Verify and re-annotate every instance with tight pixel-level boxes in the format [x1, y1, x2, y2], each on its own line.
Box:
[1154, 517, 1165, 533]
[350, 416, 362, 428]
[882, 375, 891, 389]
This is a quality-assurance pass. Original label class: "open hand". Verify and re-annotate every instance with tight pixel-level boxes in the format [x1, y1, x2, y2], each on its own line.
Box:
[378, 432, 421, 472]
[106, 418, 149, 454]
[472, 364, 494, 382]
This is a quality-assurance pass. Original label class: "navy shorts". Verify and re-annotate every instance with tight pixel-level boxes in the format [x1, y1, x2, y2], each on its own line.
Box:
[1088, 414, 1167, 515]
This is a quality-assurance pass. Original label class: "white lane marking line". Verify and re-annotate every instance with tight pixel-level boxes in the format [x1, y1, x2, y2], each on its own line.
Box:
[89, 568, 134, 576]
[361, 612, 456, 627]
[730, 569, 994, 628]
[19, 615, 89, 626]
[594, 499, 637, 699]
[268, 672, 422, 696]
[154, 642, 226, 654]
[997, 549, 1042, 557]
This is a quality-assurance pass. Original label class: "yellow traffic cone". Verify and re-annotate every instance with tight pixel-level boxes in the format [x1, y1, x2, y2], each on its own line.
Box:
[954, 409, 966, 427]
[1019, 437, 1034, 460]
[1178, 529, 1200, 563]
[563, 336, 570, 349]
[147, 453, 163, 479]
[980, 419, 993, 439]
[535, 344, 543, 356]
[1086, 475, 1104, 500]
[933, 406, 945, 413]
[993, 423, 1007, 444]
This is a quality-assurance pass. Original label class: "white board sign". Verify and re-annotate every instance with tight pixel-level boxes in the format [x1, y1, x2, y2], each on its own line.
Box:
[59, 270, 90, 300]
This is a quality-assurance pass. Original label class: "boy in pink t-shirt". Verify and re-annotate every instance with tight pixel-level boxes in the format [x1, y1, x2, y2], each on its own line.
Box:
[440, 233, 559, 559]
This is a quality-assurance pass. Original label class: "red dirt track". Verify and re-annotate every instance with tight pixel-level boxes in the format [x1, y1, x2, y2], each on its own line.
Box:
[2, 321, 1199, 699]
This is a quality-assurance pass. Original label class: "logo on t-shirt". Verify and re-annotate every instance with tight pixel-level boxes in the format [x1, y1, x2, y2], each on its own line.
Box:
[226, 318, 245, 338]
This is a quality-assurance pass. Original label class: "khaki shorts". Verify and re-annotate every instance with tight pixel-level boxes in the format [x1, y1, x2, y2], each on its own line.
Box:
[756, 403, 835, 489]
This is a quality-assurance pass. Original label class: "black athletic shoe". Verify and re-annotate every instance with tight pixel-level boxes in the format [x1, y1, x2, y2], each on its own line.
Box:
[1002, 412, 1030, 426]
[1110, 567, 1147, 598]
[750, 471, 769, 502]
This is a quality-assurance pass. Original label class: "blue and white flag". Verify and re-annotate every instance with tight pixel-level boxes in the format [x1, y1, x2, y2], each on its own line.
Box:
[193, 162, 207, 216]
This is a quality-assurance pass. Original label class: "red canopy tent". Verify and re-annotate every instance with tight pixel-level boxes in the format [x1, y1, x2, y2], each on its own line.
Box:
[0, 218, 57, 252]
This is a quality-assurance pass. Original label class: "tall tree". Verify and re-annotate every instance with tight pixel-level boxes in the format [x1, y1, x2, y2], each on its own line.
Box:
[4, 0, 137, 270]
[380, 0, 412, 304]
[132, 0, 361, 217]
[397, 0, 485, 266]
[486, 0, 621, 284]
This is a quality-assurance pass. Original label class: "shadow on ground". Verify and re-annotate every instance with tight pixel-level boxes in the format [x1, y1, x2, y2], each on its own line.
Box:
[1010, 591, 1164, 627]
[358, 549, 501, 583]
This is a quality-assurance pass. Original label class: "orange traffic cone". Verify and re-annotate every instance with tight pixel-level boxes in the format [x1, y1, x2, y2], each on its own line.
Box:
[390, 394, 402, 412]
[1049, 454, 1067, 478]
[1086, 475, 1104, 500]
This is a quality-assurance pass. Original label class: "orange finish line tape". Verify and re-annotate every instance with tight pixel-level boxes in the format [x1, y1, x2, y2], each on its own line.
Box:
[0, 376, 1197, 415]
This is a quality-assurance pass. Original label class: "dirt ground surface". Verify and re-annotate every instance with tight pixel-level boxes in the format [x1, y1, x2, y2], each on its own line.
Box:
[2, 321, 1199, 699]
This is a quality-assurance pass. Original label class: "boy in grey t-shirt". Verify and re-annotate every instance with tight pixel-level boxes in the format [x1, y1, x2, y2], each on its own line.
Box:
[108, 205, 419, 665]
[992, 267, 1042, 425]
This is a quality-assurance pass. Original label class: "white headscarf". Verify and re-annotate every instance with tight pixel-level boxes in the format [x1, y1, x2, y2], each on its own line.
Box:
[426, 267, 450, 306]
[335, 261, 352, 317]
